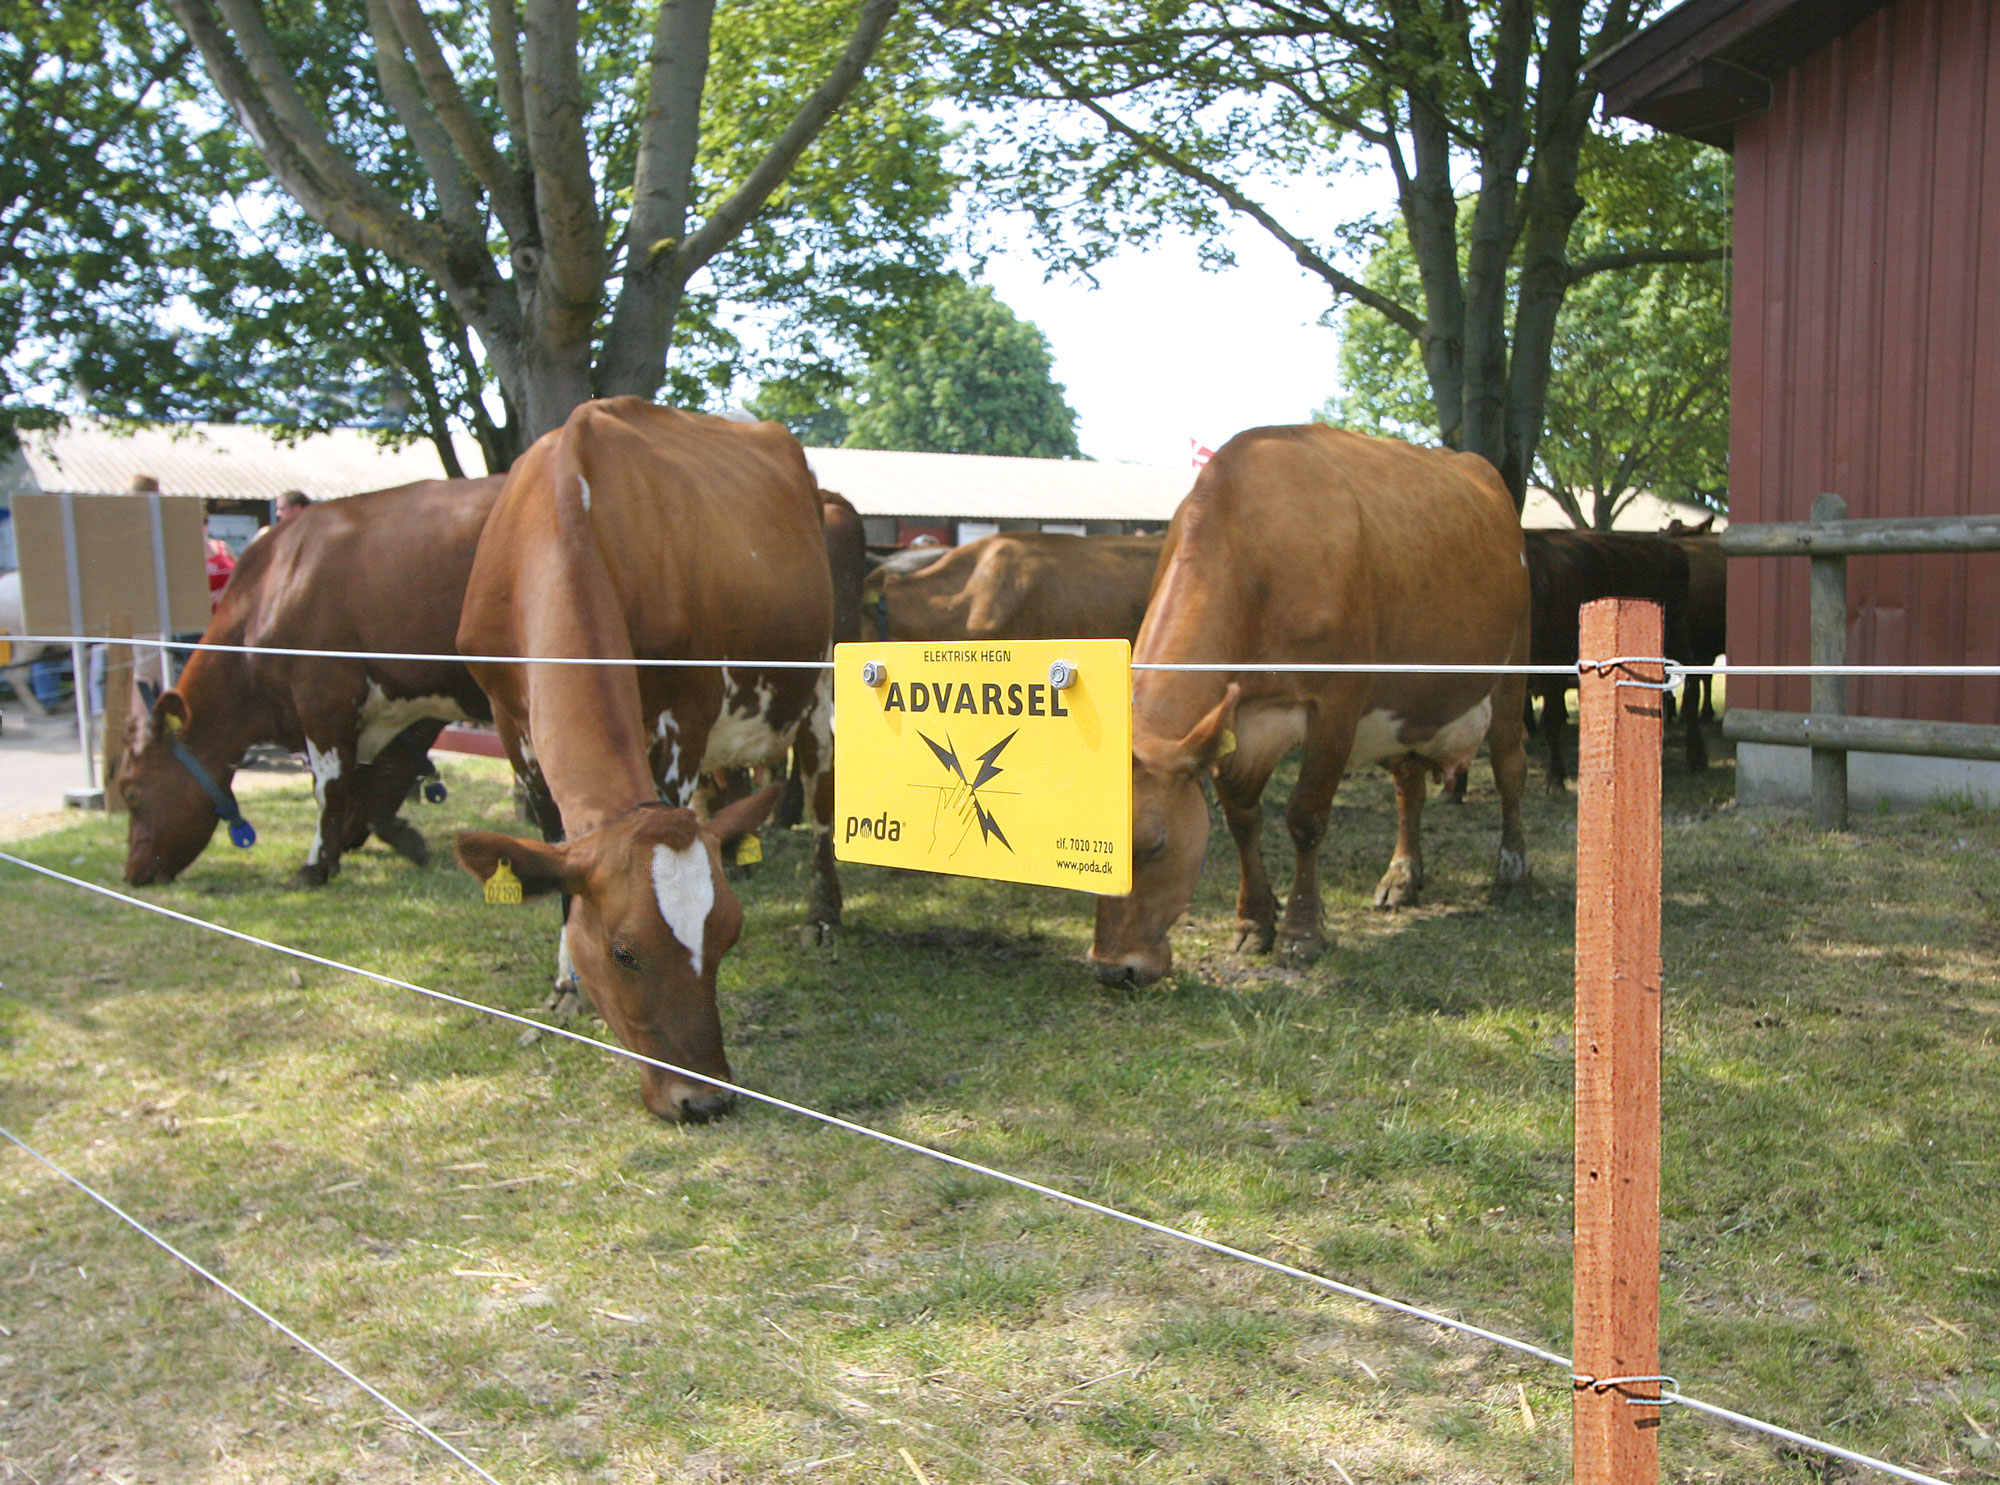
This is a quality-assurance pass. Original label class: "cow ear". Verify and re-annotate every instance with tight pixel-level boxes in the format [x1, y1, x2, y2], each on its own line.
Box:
[705, 781, 784, 845]
[1176, 683, 1241, 773]
[152, 690, 190, 737]
[454, 832, 580, 899]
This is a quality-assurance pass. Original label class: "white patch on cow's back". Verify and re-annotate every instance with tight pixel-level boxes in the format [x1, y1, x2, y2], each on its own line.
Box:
[651, 843, 715, 975]
[355, 682, 472, 764]
[305, 739, 342, 805]
[578, 474, 592, 513]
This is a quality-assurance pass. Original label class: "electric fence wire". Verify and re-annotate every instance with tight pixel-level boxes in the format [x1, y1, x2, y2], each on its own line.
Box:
[0, 851, 1957, 1485]
[0, 1121, 503, 1484]
[16, 632, 2000, 678]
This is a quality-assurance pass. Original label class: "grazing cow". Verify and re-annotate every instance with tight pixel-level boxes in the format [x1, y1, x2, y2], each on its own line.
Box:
[451, 398, 836, 1123]
[1091, 426, 1531, 986]
[1665, 516, 1726, 722]
[1522, 530, 1699, 788]
[865, 531, 1167, 642]
[118, 479, 502, 887]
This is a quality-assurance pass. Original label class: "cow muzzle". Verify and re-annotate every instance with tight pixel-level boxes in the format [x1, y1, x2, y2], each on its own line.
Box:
[1089, 946, 1171, 987]
[641, 1066, 737, 1124]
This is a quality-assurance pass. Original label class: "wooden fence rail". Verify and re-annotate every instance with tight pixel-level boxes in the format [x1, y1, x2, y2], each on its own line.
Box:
[1718, 498, 2000, 829]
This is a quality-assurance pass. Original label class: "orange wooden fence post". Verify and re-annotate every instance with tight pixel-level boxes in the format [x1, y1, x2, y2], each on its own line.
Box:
[1573, 597, 1664, 1485]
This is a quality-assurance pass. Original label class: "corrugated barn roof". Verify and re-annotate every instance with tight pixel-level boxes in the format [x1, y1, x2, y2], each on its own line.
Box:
[2, 419, 1719, 531]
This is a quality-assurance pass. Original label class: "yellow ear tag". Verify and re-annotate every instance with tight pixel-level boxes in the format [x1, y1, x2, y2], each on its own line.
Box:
[484, 858, 523, 906]
[165, 712, 185, 735]
[735, 833, 763, 866]
[1217, 728, 1237, 759]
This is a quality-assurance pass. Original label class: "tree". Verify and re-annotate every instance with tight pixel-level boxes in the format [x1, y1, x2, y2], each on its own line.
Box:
[933, 0, 1726, 505]
[755, 277, 1080, 455]
[1331, 132, 1730, 527]
[164, 0, 951, 445]
[0, 3, 238, 446]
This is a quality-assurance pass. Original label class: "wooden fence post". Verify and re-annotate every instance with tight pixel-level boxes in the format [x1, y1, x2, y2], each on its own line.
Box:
[1809, 492, 1849, 830]
[101, 615, 133, 813]
[1574, 598, 1664, 1485]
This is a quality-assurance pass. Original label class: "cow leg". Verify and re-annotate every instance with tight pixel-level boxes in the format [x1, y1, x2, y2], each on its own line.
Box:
[1683, 677, 1709, 772]
[1217, 763, 1280, 955]
[1374, 757, 1430, 910]
[293, 736, 360, 887]
[773, 748, 807, 830]
[1486, 673, 1532, 893]
[1541, 680, 1571, 792]
[793, 678, 841, 935]
[1276, 724, 1355, 962]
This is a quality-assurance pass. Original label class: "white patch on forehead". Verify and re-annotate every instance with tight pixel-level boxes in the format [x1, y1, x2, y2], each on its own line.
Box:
[651, 843, 715, 976]
[577, 474, 592, 512]
[305, 739, 342, 805]
[355, 681, 472, 764]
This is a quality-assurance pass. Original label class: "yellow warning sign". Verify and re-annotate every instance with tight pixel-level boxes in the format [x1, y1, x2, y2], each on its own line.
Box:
[833, 639, 1132, 894]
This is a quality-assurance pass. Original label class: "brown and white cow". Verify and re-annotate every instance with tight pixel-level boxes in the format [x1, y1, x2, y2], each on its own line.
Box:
[864, 530, 1166, 643]
[1091, 425, 1532, 986]
[118, 478, 502, 887]
[452, 398, 836, 1122]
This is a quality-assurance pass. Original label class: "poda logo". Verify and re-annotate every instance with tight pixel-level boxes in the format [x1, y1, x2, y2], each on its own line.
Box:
[844, 811, 904, 842]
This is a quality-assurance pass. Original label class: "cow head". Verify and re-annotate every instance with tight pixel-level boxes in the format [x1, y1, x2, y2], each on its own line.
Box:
[118, 690, 227, 885]
[1091, 685, 1239, 985]
[454, 784, 782, 1122]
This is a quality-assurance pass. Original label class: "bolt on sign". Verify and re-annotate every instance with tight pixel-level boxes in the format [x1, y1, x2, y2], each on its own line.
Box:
[833, 638, 1132, 893]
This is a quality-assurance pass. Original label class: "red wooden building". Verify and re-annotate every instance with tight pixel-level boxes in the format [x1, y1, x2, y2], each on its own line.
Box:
[1594, 0, 2000, 806]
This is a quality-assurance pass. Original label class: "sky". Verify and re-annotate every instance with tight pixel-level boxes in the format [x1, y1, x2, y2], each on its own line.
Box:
[970, 172, 1399, 469]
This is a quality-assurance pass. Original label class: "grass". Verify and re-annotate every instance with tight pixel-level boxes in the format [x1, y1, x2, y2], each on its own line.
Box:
[1, 733, 1996, 1483]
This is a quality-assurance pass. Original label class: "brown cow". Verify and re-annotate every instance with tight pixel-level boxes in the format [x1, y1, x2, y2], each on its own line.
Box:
[452, 399, 836, 1122]
[865, 531, 1166, 642]
[118, 479, 502, 887]
[1091, 426, 1531, 986]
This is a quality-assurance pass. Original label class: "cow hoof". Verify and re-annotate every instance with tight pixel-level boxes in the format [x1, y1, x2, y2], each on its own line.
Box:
[1494, 847, 1531, 889]
[798, 921, 836, 949]
[1544, 776, 1568, 796]
[1277, 931, 1327, 965]
[1372, 863, 1422, 911]
[374, 816, 430, 866]
[288, 864, 333, 889]
[1231, 922, 1274, 955]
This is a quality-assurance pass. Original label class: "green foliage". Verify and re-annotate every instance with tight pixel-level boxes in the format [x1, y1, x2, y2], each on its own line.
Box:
[837, 278, 1080, 457]
[17, 2, 959, 469]
[0, 3, 239, 446]
[1326, 135, 1732, 527]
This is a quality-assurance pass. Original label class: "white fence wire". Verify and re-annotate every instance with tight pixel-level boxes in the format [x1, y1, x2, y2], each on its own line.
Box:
[15, 631, 2000, 678]
[0, 848, 1959, 1485]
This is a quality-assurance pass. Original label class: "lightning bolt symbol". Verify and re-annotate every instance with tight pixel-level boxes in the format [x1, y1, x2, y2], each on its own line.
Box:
[920, 731, 966, 783]
[973, 800, 1010, 849]
[971, 730, 1016, 791]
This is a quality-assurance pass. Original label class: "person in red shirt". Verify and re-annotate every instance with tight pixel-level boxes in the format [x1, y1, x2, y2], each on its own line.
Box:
[205, 526, 236, 609]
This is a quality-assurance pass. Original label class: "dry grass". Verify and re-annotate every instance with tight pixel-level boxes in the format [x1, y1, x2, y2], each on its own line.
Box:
[1, 732, 1995, 1483]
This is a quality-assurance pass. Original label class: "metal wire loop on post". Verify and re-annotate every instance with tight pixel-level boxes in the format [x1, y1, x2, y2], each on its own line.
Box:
[1574, 1372, 1681, 1405]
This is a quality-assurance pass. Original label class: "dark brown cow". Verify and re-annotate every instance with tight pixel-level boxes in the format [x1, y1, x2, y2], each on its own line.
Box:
[865, 531, 1166, 642]
[118, 479, 502, 887]
[822, 490, 868, 644]
[1665, 516, 1726, 722]
[452, 399, 836, 1122]
[1092, 426, 1531, 986]
[1522, 530, 1700, 789]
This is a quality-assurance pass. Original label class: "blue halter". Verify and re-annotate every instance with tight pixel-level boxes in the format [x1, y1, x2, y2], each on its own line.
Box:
[169, 738, 257, 849]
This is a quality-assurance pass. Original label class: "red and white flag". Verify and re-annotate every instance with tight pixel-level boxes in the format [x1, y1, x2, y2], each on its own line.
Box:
[1189, 438, 1215, 468]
